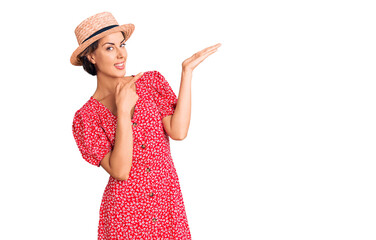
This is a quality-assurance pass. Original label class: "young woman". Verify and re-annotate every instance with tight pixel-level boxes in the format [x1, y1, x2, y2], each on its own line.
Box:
[71, 12, 221, 239]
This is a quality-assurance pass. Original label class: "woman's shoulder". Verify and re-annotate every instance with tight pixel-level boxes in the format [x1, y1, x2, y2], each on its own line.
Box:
[72, 97, 99, 124]
[143, 70, 162, 77]
[141, 70, 166, 80]
[141, 70, 168, 86]
[137, 70, 164, 91]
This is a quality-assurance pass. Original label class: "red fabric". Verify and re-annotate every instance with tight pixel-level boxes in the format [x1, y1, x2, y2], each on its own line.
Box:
[72, 71, 191, 239]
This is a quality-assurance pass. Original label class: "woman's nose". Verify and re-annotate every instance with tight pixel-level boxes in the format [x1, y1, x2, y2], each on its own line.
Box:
[117, 49, 126, 58]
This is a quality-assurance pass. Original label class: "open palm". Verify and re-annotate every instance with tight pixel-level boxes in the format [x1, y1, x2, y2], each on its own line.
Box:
[182, 43, 221, 71]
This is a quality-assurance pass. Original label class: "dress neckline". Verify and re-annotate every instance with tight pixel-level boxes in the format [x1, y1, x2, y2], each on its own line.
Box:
[90, 74, 143, 120]
[90, 96, 138, 121]
[90, 96, 118, 118]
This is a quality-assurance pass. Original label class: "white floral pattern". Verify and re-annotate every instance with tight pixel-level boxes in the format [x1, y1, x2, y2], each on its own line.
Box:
[72, 70, 191, 239]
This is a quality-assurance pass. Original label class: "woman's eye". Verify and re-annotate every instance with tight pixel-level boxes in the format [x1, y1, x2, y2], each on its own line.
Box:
[106, 43, 125, 50]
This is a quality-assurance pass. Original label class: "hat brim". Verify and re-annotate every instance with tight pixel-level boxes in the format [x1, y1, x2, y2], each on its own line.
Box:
[70, 23, 135, 66]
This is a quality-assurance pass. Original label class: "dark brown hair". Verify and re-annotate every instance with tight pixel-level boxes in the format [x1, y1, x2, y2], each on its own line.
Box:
[78, 31, 126, 76]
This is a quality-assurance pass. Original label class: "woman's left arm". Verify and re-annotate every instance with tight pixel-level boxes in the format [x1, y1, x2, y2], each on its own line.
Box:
[163, 43, 222, 140]
[163, 69, 192, 140]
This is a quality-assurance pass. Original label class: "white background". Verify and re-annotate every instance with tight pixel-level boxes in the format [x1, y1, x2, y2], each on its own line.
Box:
[1, 0, 375, 239]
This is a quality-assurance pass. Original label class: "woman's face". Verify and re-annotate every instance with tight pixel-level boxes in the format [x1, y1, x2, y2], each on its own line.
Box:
[87, 31, 127, 78]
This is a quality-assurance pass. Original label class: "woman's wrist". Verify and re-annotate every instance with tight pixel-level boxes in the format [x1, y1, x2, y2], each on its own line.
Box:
[182, 66, 193, 74]
[117, 109, 133, 120]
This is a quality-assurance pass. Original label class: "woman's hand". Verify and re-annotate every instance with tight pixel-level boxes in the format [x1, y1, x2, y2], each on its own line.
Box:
[182, 43, 221, 72]
[115, 72, 143, 117]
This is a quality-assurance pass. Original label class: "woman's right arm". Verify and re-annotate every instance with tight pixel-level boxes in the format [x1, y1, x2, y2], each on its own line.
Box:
[100, 112, 133, 181]
[99, 73, 143, 181]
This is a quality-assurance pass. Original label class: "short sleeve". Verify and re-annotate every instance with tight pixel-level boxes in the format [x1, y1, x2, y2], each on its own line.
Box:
[152, 71, 178, 119]
[72, 110, 112, 167]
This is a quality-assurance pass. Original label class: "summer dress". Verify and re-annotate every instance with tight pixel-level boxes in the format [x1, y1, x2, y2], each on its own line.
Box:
[72, 70, 191, 239]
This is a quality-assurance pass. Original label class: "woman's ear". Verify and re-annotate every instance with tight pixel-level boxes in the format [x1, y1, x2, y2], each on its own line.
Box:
[87, 54, 96, 65]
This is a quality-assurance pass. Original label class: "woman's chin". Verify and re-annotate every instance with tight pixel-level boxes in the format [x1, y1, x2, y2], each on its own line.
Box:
[111, 71, 126, 78]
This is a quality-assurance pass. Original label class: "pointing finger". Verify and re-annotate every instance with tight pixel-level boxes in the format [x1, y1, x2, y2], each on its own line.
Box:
[128, 72, 144, 85]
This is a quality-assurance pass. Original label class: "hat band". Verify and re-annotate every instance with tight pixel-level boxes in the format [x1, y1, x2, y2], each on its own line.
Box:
[81, 24, 119, 44]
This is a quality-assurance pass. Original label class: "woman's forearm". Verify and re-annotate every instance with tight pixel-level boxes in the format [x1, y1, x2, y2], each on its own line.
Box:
[170, 43, 220, 139]
[170, 68, 192, 139]
[109, 112, 133, 180]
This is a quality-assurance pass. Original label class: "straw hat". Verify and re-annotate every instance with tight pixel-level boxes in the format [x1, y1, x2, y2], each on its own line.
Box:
[70, 12, 135, 66]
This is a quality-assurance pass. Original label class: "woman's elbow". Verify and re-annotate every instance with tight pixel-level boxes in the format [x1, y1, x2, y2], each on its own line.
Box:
[111, 170, 130, 181]
[172, 132, 187, 141]
[113, 173, 129, 181]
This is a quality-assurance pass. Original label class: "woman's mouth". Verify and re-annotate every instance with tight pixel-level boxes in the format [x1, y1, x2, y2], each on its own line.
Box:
[114, 61, 125, 70]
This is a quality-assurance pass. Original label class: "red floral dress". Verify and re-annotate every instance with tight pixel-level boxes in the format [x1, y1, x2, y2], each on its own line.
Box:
[72, 71, 191, 240]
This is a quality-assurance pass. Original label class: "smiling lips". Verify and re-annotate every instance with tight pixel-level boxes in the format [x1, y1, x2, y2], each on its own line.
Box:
[115, 61, 125, 70]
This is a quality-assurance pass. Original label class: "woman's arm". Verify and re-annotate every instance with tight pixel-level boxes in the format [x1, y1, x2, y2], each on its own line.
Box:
[163, 69, 192, 140]
[100, 112, 133, 180]
[163, 43, 221, 140]
[100, 75, 141, 180]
